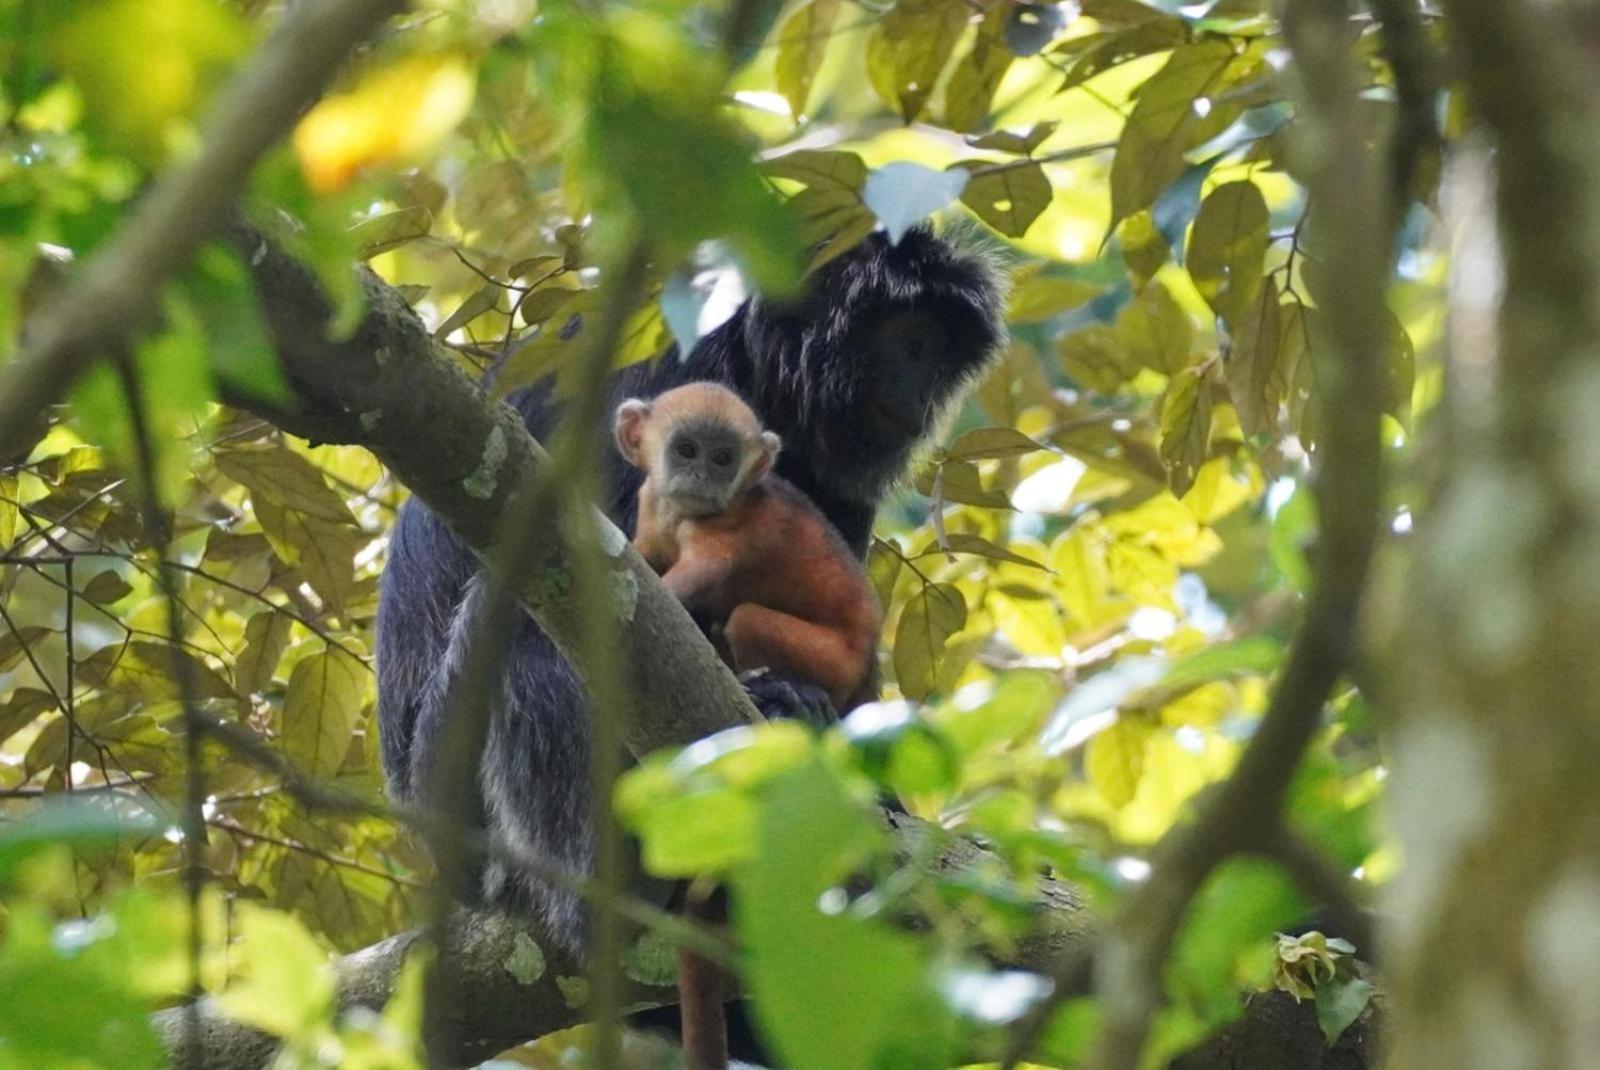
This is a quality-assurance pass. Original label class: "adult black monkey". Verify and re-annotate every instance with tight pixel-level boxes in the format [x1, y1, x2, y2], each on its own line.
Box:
[375, 226, 1003, 1045]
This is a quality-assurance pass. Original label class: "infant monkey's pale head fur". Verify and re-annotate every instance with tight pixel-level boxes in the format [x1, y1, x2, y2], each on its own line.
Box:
[615, 383, 782, 518]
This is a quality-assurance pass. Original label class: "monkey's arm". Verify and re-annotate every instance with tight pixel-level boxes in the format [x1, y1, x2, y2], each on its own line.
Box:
[659, 552, 732, 617]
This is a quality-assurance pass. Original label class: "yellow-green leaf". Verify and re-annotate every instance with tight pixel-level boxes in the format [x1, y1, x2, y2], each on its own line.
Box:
[1120, 279, 1193, 376]
[959, 161, 1052, 238]
[866, 0, 968, 123]
[236, 611, 294, 697]
[214, 448, 355, 526]
[1086, 717, 1149, 808]
[1109, 39, 1260, 224]
[1159, 365, 1212, 497]
[1226, 276, 1283, 437]
[894, 582, 968, 701]
[1187, 180, 1269, 324]
[944, 7, 1014, 133]
[775, 0, 843, 120]
[282, 649, 366, 779]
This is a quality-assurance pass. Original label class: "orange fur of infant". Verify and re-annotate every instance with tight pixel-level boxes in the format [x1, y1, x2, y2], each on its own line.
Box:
[616, 383, 881, 711]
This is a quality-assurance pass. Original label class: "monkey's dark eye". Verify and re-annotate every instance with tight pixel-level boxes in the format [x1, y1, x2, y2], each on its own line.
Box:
[674, 440, 698, 460]
[712, 449, 734, 467]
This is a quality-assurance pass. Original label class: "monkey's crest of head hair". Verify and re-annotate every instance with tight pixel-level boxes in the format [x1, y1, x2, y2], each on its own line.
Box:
[735, 224, 1010, 501]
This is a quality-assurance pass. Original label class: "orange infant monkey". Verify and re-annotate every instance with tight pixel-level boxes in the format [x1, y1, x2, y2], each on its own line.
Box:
[615, 382, 881, 1070]
[615, 382, 881, 712]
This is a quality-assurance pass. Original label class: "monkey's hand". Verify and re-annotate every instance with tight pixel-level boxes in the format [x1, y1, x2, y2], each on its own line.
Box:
[738, 668, 837, 728]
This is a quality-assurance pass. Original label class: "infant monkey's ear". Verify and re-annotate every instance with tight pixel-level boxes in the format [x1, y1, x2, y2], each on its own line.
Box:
[613, 398, 652, 466]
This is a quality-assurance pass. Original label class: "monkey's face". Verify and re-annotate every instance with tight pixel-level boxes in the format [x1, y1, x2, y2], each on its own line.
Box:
[658, 424, 749, 516]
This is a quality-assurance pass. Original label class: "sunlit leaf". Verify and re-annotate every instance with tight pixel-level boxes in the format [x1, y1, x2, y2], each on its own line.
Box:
[1158, 364, 1212, 496]
[1085, 717, 1149, 807]
[1121, 278, 1194, 376]
[216, 905, 337, 1037]
[294, 54, 476, 195]
[866, 0, 968, 123]
[944, 8, 1014, 133]
[1110, 39, 1263, 224]
[775, 0, 843, 120]
[958, 160, 1052, 238]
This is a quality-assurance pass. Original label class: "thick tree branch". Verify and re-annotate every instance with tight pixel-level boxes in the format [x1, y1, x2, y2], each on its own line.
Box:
[0, 0, 403, 463]
[228, 222, 757, 754]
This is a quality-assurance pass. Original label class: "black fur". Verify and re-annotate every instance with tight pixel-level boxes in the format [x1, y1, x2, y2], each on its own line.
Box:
[376, 228, 1004, 957]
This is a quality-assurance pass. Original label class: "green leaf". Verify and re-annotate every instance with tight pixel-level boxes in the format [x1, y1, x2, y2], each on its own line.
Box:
[967, 120, 1059, 155]
[1187, 180, 1269, 324]
[0, 626, 50, 673]
[1110, 39, 1260, 224]
[184, 245, 290, 405]
[945, 426, 1050, 461]
[0, 473, 16, 552]
[432, 282, 502, 341]
[1085, 717, 1148, 807]
[774, 0, 843, 120]
[1226, 276, 1284, 437]
[893, 582, 967, 701]
[866, 0, 968, 123]
[1315, 973, 1373, 1044]
[734, 764, 956, 1070]
[634, 787, 760, 875]
[1159, 636, 1281, 692]
[214, 448, 355, 526]
[1056, 19, 1190, 90]
[1006, 268, 1099, 324]
[763, 150, 869, 191]
[958, 160, 1052, 238]
[944, 8, 1014, 133]
[216, 905, 337, 1037]
[351, 205, 434, 259]
[0, 797, 160, 882]
[917, 458, 1013, 509]
[1058, 322, 1137, 393]
[1269, 483, 1316, 593]
[255, 499, 364, 613]
[1158, 364, 1212, 496]
[281, 648, 366, 779]
[1120, 210, 1171, 285]
[236, 611, 294, 697]
[1120, 278, 1194, 375]
[917, 532, 1051, 571]
[504, 932, 548, 986]
[80, 569, 133, 604]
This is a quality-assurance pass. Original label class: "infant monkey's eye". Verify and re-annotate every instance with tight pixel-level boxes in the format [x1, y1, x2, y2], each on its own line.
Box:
[712, 449, 735, 467]
[675, 440, 697, 460]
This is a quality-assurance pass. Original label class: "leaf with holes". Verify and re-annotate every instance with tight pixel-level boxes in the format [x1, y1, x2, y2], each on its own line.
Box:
[1159, 365, 1212, 497]
[1188, 180, 1269, 324]
[893, 582, 968, 701]
[1110, 39, 1261, 225]
[282, 648, 366, 779]
[775, 0, 843, 120]
[958, 160, 1052, 238]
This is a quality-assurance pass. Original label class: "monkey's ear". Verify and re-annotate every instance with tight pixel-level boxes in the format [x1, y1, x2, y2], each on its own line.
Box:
[753, 430, 781, 481]
[614, 400, 652, 467]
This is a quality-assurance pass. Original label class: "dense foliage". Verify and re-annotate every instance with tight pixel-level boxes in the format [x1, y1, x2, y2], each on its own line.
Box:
[0, 0, 1449, 1066]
